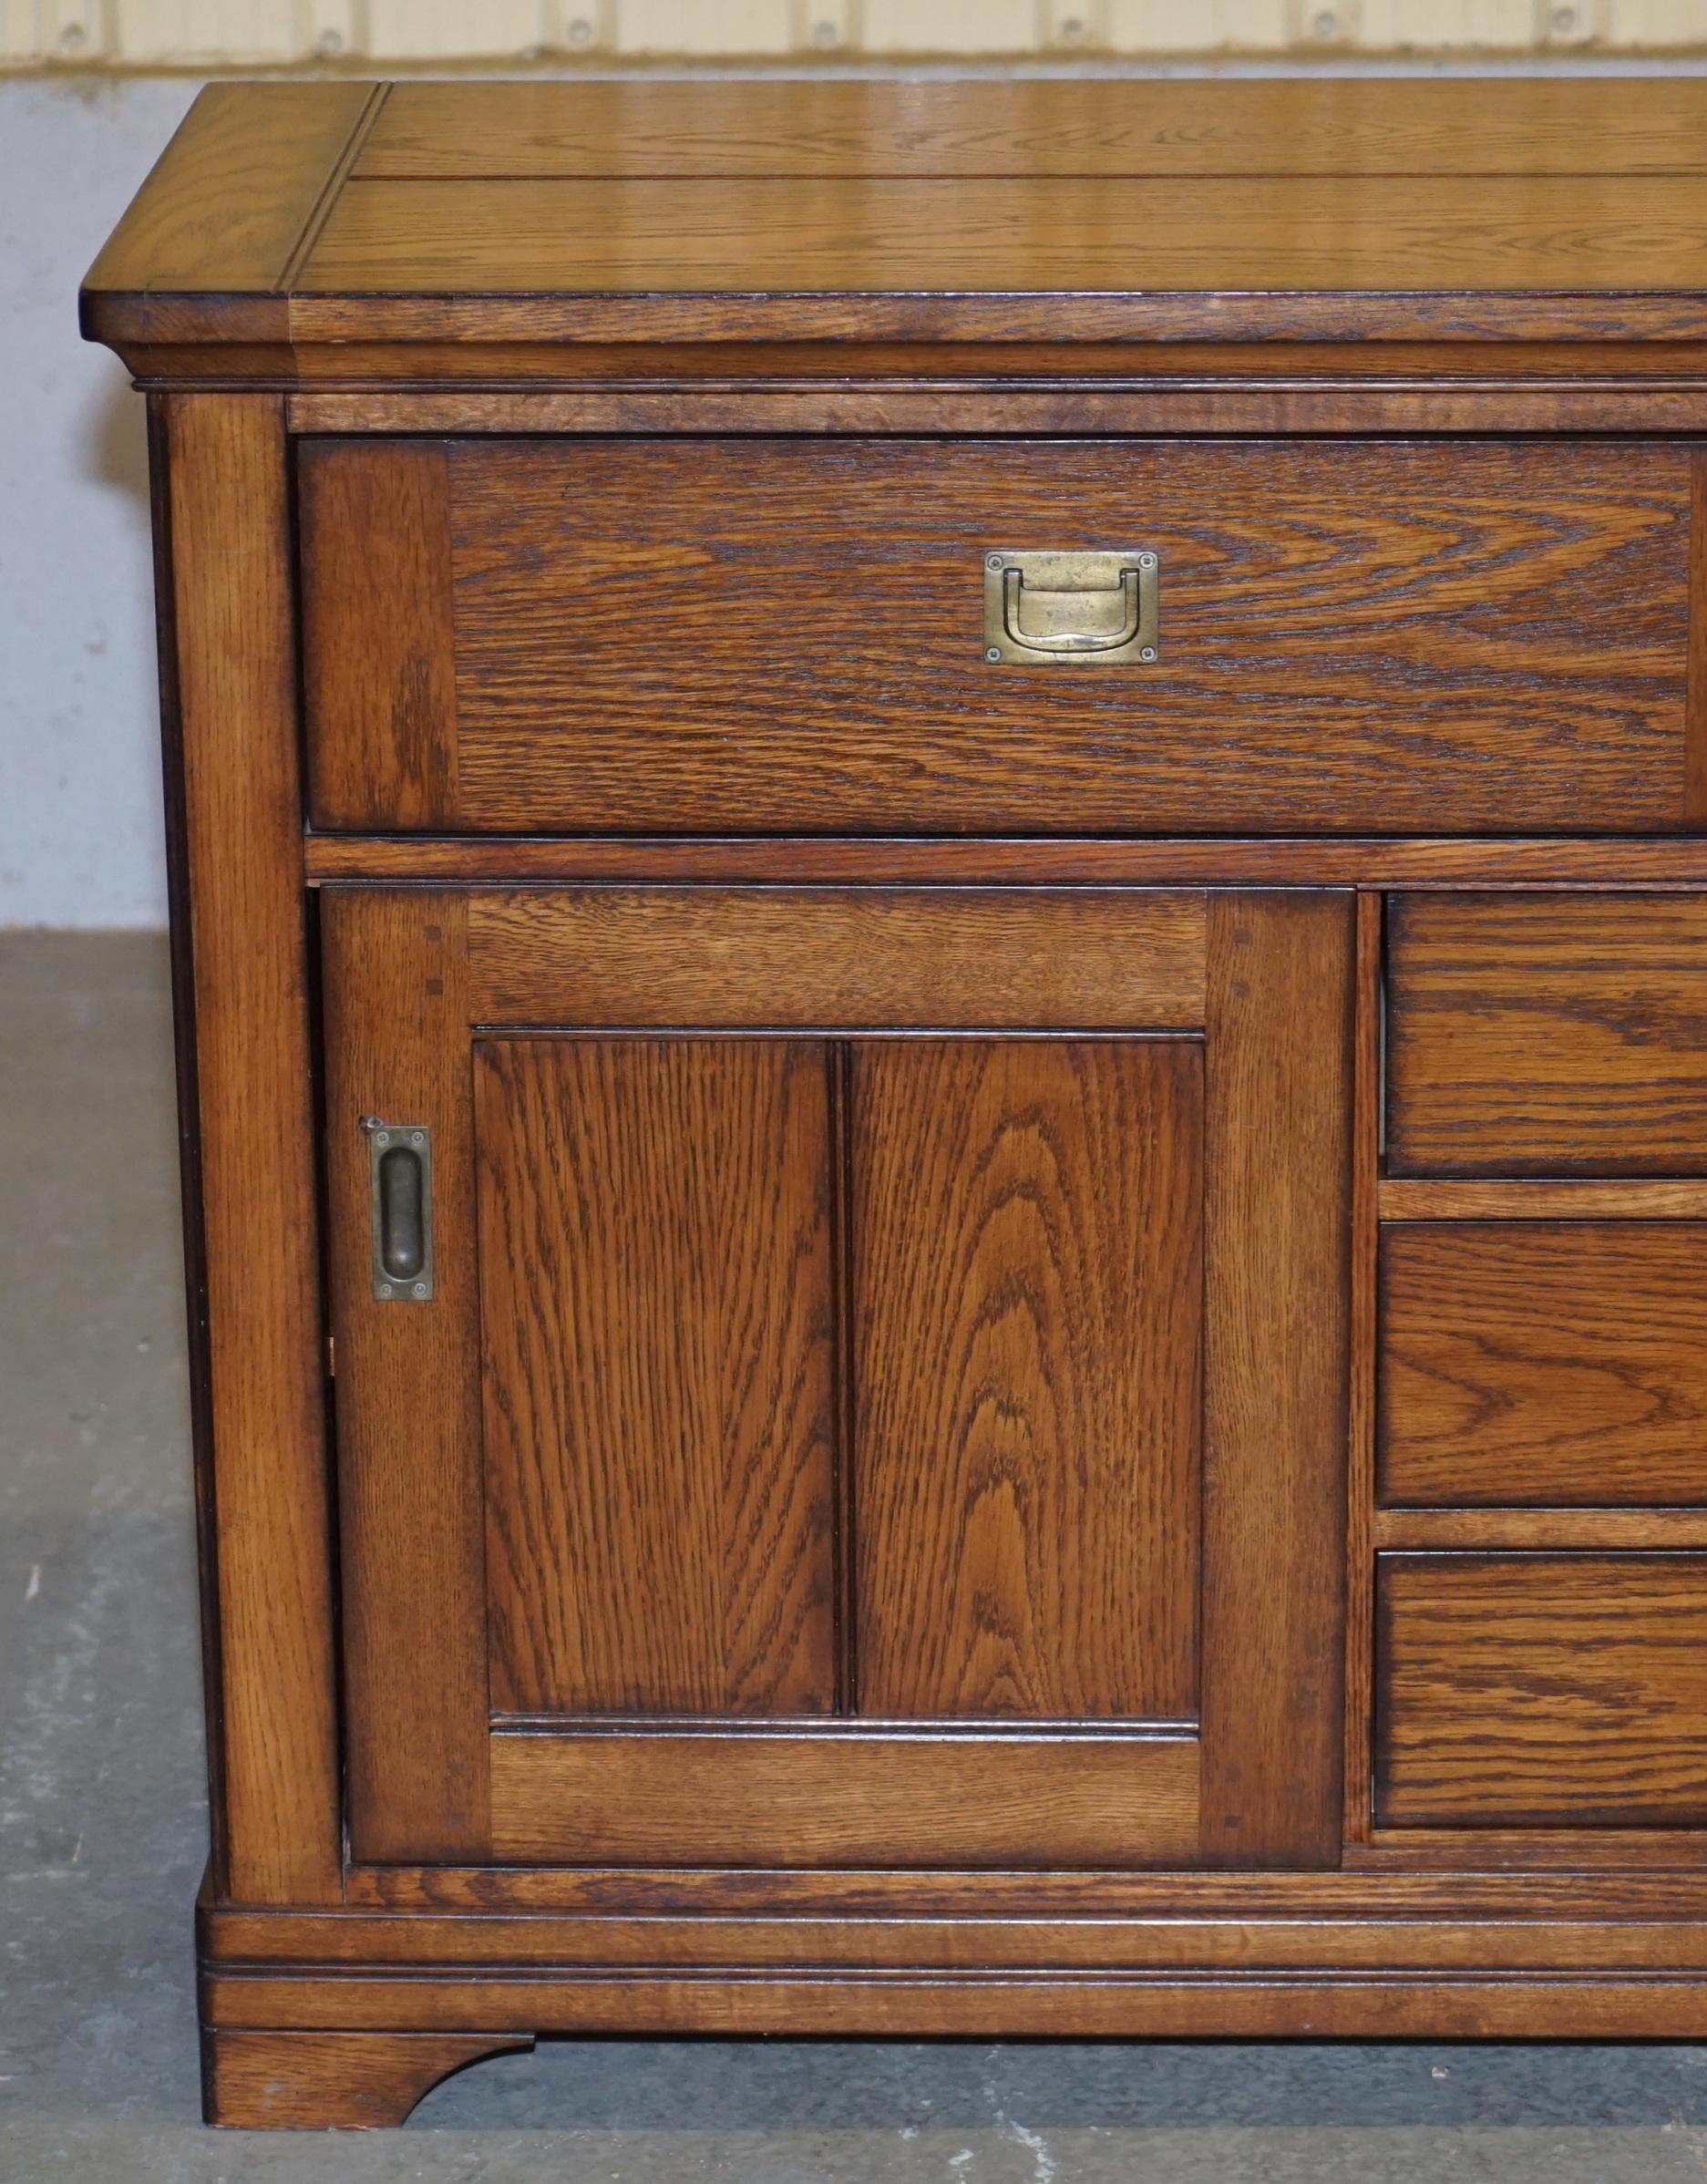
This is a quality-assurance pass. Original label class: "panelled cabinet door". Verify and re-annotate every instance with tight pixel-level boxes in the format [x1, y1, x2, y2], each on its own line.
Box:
[321, 888, 1352, 1870]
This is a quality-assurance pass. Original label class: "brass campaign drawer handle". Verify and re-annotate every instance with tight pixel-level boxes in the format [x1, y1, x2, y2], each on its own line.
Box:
[983, 550, 1159, 665]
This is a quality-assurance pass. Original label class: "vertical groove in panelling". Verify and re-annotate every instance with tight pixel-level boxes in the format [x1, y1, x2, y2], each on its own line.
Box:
[1686, 450, 1707, 828]
[1342, 889, 1383, 1847]
[828, 1041, 859, 1719]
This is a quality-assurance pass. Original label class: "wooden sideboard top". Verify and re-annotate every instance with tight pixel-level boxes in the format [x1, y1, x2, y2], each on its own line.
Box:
[80, 77, 1707, 381]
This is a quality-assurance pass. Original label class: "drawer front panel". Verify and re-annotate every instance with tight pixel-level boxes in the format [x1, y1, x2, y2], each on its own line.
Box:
[298, 438, 1692, 837]
[1376, 1553, 1707, 1827]
[1379, 1224, 1707, 1506]
[1387, 892, 1707, 1175]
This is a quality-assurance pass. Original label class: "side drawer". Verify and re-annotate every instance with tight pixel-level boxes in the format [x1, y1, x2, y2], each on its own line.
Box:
[298, 437, 1692, 838]
[1379, 1223, 1707, 1506]
[1376, 1552, 1707, 1827]
[1386, 893, 1707, 1175]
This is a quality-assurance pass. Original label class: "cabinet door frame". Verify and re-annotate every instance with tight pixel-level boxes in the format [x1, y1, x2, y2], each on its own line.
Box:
[320, 884, 1352, 1871]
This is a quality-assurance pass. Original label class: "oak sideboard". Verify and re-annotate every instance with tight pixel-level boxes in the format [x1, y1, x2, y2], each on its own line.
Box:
[83, 75, 1707, 2127]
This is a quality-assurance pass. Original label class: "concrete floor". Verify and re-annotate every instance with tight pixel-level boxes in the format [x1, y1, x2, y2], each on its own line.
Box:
[12, 935, 1707, 2179]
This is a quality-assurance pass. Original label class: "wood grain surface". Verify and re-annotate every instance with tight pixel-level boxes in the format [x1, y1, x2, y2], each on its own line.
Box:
[1379, 1179, 1707, 1221]
[334, 1860, 1707, 1918]
[356, 79, 1707, 180]
[287, 383, 1707, 438]
[1198, 892, 1352, 1866]
[88, 82, 1707, 373]
[299, 439, 458, 829]
[1388, 893, 1707, 1175]
[319, 891, 490, 1861]
[201, 2028, 531, 2130]
[290, 437, 1693, 837]
[81, 82, 378, 323]
[1377, 1553, 1707, 1827]
[1376, 1509, 1707, 1550]
[302, 174, 1707, 301]
[487, 1728, 1199, 1868]
[1380, 1224, 1707, 1507]
[465, 888, 1207, 1029]
[161, 396, 339, 1904]
[1344, 891, 1383, 1847]
[206, 1965, 1707, 2041]
[308, 835, 1707, 891]
[205, 1891, 1707, 1971]
[478, 1038, 838, 1717]
[850, 1038, 1202, 1721]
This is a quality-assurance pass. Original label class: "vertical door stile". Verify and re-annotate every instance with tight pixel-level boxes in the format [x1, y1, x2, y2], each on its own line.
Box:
[1198, 891, 1355, 1868]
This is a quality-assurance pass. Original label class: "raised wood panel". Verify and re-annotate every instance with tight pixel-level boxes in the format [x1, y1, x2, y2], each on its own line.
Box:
[488, 1729, 1199, 1868]
[1377, 1553, 1707, 1827]
[1199, 892, 1352, 1867]
[302, 175, 1707, 301]
[1380, 1224, 1707, 1508]
[477, 1037, 838, 1717]
[850, 1038, 1202, 1722]
[357, 80, 1707, 181]
[320, 891, 489, 1862]
[465, 889, 1207, 1029]
[298, 440, 458, 829]
[1388, 894, 1707, 1175]
[324, 438, 1701, 838]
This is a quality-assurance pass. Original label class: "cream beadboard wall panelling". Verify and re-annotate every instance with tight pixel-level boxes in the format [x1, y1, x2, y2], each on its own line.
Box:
[5, 0, 1707, 62]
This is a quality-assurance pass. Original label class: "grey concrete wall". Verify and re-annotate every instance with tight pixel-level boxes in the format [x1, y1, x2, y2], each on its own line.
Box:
[1, 77, 195, 928]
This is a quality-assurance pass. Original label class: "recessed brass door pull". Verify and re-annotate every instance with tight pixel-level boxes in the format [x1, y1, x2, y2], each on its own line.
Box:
[982, 550, 1159, 665]
[363, 1117, 435, 1301]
